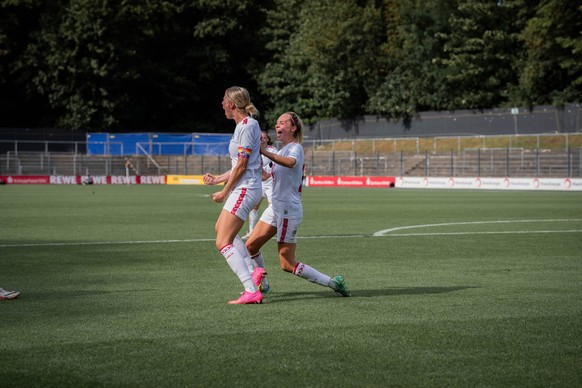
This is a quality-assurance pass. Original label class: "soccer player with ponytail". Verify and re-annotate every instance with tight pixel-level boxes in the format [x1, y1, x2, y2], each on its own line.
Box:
[245, 112, 350, 297]
[203, 86, 266, 304]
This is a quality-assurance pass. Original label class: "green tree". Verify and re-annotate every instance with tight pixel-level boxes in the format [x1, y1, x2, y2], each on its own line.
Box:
[8, 0, 266, 132]
[366, 0, 457, 125]
[2, 0, 581, 134]
[518, 0, 582, 106]
[258, 0, 379, 126]
[0, 0, 53, 128]
[437, 0, 529, 110]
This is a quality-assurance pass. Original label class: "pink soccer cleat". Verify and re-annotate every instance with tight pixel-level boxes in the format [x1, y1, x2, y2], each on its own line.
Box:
[228, 290, 263, 305]
[251, 267, 266, 288]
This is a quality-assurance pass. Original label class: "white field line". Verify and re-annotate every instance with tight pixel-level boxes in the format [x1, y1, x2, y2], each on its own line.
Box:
[372, 219, 582, 236]
[372, 230, 582, 237]
[1, 219, 581, 248]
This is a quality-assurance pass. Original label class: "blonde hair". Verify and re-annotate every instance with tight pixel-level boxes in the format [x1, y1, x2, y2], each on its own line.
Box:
[225, 86, 259, 118]
[286, 111, 303, 143]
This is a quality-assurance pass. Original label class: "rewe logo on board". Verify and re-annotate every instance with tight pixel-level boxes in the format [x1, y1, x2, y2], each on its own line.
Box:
[50, 176, 79, 184]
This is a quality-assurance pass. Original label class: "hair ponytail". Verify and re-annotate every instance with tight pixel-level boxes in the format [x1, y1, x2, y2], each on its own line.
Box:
[225, 86, 260, 118]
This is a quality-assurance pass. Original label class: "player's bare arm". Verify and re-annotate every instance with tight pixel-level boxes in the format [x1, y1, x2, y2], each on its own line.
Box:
[212, 157, 248, 203]
[261, 145, 296, 168]
[203, 170, 231, 185]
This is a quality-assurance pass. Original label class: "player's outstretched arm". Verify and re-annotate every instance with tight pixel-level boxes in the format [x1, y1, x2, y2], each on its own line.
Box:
[203, 170, 231, 185]
[261, 146, 296, 168]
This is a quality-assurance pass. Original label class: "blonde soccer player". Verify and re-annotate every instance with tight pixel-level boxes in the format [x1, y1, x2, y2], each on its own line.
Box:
[203, 86, 266, 304]
[245, 112, 350, 297]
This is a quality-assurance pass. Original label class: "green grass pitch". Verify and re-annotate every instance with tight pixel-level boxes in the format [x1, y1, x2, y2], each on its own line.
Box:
[1, 184, 581, 387]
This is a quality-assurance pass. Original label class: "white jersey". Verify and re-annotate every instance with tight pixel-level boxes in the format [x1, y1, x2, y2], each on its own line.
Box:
[261, 144, 277, 198]
[271, 142, 304, 218]
[228, 117, 262, 190]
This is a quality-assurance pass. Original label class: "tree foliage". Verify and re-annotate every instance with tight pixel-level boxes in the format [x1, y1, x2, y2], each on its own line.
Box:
[518, 0, 582, 106]
[0, 0, 580, 133]
[1, 0, 265, 132]
[366, 0, 457, 125]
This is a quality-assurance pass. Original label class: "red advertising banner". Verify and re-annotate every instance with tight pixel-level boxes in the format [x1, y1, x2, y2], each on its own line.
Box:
[50, 176, 81, 184]
[0, 175, 167, 185]
[82, 175, 167, 185]
[306, 176, 395, 188]
[0, 176, 50, 184]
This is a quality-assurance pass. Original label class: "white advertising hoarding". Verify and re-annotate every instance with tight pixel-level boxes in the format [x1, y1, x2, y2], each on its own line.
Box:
[396, 177, 582, 191]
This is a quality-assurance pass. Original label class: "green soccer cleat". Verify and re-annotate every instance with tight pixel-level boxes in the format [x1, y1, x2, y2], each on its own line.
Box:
[260, 283, 271, 294]
[331, 276, 350, 297]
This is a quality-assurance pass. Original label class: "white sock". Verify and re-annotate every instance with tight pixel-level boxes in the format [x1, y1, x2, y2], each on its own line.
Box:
[249, 209, 259, 233]
[233, 235, 256, 273]
[293, 262, 331, 288]
[220, 244, 257, 293]
[252, 251, 266, 269]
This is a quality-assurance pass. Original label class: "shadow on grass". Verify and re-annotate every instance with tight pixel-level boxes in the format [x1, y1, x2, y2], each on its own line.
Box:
[268, 286, 477, 303]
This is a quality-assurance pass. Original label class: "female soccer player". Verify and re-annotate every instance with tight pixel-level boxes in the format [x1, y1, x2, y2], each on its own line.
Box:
[245, 112, 350, 297]
[243, 130, 277, 240]
[242, 130, 277, 291]
[203, 86, 265, 305]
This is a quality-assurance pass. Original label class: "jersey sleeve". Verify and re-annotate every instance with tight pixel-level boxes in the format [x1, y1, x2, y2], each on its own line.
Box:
[287, 143, 303, 164]
[237, 122, 255, 159]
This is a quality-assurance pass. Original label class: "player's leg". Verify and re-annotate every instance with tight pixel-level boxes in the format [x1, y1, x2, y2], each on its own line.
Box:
[246, 220, 276, 292]
[246, 205, 277, 292]
[215, 210, 257, 292]
[216, 188, 263, 304]
[276, 218, 350, 297]
[277, 241, 331, 288]
[243, 197, 263, 240]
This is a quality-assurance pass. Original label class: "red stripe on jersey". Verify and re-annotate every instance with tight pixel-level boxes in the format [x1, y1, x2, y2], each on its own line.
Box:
[242, 118, 248, 124]
[279, 218, 289, 243]
[231, 188, 247, 215]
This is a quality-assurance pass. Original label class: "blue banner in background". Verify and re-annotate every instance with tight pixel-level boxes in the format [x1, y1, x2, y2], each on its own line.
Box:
[86, 133, 230, 156]
[86, 133, 108, 155]
[149, 134, 193, 155]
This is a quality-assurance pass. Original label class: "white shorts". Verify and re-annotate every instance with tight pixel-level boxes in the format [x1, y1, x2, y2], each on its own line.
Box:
[223, 187, 262, 221]
[260, 205, 302, 244]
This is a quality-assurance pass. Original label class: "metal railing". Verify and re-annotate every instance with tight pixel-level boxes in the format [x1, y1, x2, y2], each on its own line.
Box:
[1, 138, 581, 178]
